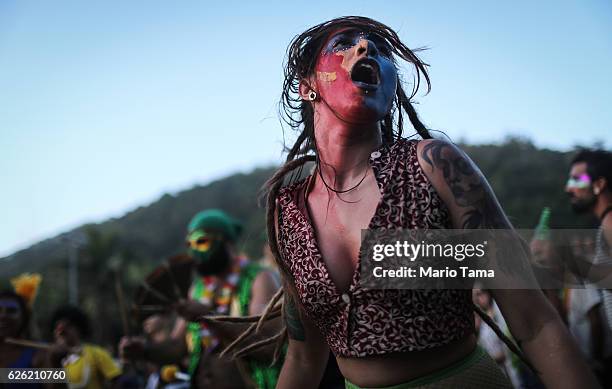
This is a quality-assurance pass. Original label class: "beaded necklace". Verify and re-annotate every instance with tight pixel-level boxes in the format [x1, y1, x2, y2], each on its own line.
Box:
[186, 258, 244, 375]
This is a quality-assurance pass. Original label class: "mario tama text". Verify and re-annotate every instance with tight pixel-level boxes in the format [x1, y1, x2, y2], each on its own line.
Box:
[361, 228, 612, 290]
[358, 229, 521, 289]
[371, 240, 494, 279]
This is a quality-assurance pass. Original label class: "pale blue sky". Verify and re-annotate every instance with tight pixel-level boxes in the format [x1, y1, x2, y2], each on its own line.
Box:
[1, 0, 611, 257]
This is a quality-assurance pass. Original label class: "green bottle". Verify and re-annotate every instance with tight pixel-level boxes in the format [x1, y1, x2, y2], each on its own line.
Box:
[534, 207, 551, 240]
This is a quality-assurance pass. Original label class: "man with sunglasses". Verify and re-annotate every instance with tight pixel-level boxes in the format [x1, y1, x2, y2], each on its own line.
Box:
[565, 149, 612, 386]
[121, 209, 280, 388]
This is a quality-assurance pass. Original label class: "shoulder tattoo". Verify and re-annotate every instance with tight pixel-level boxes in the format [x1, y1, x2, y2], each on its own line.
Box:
[421, 140, 509, 229]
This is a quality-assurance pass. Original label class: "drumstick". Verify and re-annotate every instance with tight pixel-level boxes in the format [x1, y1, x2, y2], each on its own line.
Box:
[4, 338, 80, 354]
[162, 261, 184, 300]
[141, 281, 172, 304]
[4, 337, 52, 350]
[114, 270, 130, 336]
[134, 304, 168, 312]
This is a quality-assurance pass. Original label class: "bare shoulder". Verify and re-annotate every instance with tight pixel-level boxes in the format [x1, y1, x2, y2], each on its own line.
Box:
[602, 212, 612, 230]
[248, 269, 280, 316]
[416, 138, 475, 177]
[416, 139, 510, 229]
[602, 213, 612, 247]
[417, 138, 459, 158]
[253, 269, 280, 292]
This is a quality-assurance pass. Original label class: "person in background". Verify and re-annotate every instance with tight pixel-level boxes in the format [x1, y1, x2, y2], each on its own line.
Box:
[120, 209, 281, 388]
[473, 288, 523, 388]
[564, 285, 612, 386]
[49, 305, 122, 389]
[566, 149, 612, 387]
[0, 289, 47, 389]
[141, 312, 189, 389]
[1, 273, 65, 388]
[566, 149, 612, 313]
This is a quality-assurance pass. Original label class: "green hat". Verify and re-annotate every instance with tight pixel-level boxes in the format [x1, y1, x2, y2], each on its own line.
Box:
[187, 209, 243, 242]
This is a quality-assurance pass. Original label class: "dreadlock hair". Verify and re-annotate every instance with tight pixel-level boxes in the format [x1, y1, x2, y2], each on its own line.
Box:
[220, 18, 536, 373]
[273, 15, 433, 275]
[280, 16, 432, 161]
[215, 16, 435, 361]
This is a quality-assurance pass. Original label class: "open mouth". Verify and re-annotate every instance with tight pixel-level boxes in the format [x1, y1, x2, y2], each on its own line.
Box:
[350, 58, 380, 88]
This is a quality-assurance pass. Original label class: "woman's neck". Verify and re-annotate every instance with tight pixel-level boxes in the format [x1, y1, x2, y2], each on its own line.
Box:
[314, 122, 382, 189]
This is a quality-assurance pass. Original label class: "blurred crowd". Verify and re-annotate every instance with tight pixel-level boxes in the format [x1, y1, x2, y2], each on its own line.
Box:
[2, 147, 611, 389]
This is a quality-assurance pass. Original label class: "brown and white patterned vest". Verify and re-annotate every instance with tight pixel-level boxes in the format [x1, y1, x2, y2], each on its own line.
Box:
[277, 138, 474, 357]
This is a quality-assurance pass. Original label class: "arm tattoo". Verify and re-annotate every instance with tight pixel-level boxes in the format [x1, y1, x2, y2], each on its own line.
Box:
[422, 140, 531, 277]
[284, 293, 306, 341]
[421, 140, 509, 229]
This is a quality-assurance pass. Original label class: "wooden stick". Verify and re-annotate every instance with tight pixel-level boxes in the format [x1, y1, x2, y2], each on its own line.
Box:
[206, 308, 281, 323]
[141, 281, 172, 303]
[134, 304, 168, 312]
[4, 337, 52, 350]
[114, 270, 130, 336]
[5, 337, 84, 357]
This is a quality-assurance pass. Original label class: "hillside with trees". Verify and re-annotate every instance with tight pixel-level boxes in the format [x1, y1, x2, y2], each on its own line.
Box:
[0, 138, 598, 346]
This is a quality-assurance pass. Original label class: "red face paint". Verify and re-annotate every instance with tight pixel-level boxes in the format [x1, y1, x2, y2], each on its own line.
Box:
[314, 29, 397, 123]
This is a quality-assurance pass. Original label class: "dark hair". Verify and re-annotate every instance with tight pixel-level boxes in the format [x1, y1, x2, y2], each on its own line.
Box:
[0, 290, 30, 335]
[571, 149, 612, 192]
[221, 16, 437, 362]
[267, 16, 433, 280]
[280, 15, 432, 162]
[225, 18, 533, 368]
[51, 305, 91, 339]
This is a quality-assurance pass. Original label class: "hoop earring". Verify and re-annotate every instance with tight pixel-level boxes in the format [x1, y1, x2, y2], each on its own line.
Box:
[308, 91, 317, 101]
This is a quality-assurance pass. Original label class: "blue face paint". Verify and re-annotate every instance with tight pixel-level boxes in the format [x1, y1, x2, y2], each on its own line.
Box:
[315, 28, 398, 123]
[0, 300, 21, 318]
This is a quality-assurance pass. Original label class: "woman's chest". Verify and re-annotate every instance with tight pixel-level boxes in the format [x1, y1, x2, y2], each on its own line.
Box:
[307, 180, 381, 292]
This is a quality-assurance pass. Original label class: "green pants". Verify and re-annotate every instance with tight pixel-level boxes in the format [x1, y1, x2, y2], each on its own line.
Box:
[345, 346, 513, 389]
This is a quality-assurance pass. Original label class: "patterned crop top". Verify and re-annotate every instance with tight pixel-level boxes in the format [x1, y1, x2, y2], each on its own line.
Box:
[276, 138, 475, 358]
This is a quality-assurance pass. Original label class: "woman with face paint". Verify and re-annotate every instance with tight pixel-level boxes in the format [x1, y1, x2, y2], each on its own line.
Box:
[257, 16, 601, 389]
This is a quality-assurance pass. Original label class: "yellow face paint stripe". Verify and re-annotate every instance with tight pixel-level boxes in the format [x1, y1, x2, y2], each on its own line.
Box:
[317, 71, 337, 82]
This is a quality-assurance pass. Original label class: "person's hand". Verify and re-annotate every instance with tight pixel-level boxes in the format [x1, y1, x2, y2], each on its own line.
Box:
[173, 299, 210, 322]
[142, 315, 162, 336]
[47, 342, 70, 367]
[530, 238, 554, 266]
[119, 336, 147, 361]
